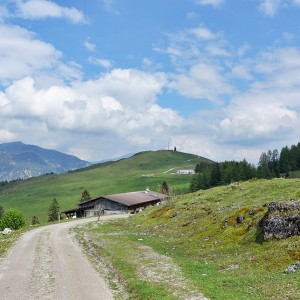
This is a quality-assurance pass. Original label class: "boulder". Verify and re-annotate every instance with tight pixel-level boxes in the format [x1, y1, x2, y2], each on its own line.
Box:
[1, 228, 13, 235]
[285, 261, 300, 273]
[262, 200, 300, 240]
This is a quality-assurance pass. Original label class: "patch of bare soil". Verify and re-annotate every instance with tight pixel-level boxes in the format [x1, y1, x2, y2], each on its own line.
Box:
[133, 245, 208, 300]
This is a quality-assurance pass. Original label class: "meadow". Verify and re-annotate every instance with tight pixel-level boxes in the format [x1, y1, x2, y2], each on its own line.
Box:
[75, 178, 300, 299]
[0, 150, 210, 223]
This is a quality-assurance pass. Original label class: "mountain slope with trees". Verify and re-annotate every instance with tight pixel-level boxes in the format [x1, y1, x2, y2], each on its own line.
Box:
[190, 142, 300, 192]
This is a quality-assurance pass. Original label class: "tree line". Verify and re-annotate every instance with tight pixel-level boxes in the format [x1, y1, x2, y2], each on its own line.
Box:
[190, 142, 300, 192]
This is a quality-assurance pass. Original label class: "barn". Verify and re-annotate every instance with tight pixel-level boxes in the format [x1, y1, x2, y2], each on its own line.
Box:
[63, 190, 168, 218]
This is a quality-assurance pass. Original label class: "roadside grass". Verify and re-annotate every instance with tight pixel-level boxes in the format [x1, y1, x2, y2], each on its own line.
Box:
[76, 178, 300, 300]
[0, 227, 28, 258]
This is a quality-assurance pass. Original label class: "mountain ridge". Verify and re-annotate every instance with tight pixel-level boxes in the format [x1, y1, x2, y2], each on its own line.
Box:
[0, 141, 91, 181]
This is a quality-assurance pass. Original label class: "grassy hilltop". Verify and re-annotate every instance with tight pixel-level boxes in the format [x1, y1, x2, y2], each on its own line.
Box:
[78, 178, 300, 299]
[0, 150, 211, 223]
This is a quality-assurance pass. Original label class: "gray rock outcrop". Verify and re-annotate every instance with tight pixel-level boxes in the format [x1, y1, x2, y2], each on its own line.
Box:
[262, 200, 300, 240]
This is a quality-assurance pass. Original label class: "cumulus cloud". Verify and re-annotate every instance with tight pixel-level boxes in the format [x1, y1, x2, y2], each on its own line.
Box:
[169, 63, 233, 103]
[14, 0, 86, 23]
[157, 25, 232, 103]
[0, 69, 182, 159]
[0, 24, 82, 86]
[218, 46, 300, 147]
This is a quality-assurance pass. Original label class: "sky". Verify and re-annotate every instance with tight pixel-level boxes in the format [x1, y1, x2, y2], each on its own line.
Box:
[0, 0, 300, 164]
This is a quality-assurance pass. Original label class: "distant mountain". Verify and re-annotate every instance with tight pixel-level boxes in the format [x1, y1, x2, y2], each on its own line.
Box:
[0, 141, 91, 181]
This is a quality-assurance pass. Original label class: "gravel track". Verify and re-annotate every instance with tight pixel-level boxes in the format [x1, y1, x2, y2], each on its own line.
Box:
[0, 216, 124, 300]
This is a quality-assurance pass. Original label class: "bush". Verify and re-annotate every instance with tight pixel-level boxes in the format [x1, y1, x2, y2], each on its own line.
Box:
[31, 215, 40, 225]
[0, 209, 25, 230]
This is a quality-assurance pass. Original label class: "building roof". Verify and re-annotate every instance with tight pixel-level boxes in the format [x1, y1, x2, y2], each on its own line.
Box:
[101, 190, 167, 207]
[79, 190, 167, 208]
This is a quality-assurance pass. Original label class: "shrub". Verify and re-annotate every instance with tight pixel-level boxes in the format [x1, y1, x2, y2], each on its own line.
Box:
[0, 209, 25, 230]
[31, 215, 40, 225]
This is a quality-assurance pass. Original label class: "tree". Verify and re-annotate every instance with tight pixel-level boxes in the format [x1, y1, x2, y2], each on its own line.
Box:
[279, 146, 290, 173]
[210, 163, 221, 186]
[31, 215, 40, 225]
[0, 205, 4, 218]
[80, 189, 91, 203]
[0, 209, 25, 230]
[48, 198, 60, 222]
[161, 181, 170, 195]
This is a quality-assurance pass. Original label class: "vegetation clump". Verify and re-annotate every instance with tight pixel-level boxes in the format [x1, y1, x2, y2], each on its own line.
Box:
[0, 209, 25, 230]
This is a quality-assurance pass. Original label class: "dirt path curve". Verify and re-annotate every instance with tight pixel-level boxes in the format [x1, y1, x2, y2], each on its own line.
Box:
[0, 215, 127, 300]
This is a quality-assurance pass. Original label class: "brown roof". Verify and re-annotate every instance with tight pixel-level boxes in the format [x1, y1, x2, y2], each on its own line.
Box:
[101, 190, 167, 207]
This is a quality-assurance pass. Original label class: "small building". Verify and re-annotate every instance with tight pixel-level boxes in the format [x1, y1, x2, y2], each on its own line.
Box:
[176, 169, 195, 175]
[63, 190, 168, 218]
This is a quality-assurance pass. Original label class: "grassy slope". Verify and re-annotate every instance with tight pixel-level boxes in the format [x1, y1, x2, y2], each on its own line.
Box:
[0, 150, 210, 223]
[86, 178, 300, 299]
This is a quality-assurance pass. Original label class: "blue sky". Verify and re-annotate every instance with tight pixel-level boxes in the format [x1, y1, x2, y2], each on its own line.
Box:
[0, 0, 300, 163]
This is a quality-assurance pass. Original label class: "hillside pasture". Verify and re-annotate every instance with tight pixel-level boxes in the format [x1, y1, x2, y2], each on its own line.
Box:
[0, 150, 211, 223]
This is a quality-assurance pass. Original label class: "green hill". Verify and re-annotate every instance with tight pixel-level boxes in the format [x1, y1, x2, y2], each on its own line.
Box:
[0, 150, 211, 223]
[79, 178, 300, 299]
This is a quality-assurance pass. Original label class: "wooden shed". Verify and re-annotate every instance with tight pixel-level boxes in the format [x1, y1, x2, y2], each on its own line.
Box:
[63, 190, 167, 218]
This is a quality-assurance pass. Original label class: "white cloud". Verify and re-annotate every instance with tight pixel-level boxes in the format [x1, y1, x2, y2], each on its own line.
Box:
[217, 46, 300, 147]
[194, 0, 224, 6]
[258, 0, 300, 16]
[170, 63, 233, 103]
[0, 129, 16, 142]
[188, 27, 216, 40]
[259, 0, 282, 16]
[232, 64, 253, 80]
[14, 0, 86, 23]
[88, 57, 113, 69]
[0, 69, 183, 160]
[155, 25, 229, 69]
[100, 0, 119, 14]
[0, 24, 82, 86]
[84, 39, 96, 52]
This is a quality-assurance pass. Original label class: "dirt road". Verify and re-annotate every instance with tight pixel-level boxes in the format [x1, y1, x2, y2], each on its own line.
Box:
[0, 215, 126, 300]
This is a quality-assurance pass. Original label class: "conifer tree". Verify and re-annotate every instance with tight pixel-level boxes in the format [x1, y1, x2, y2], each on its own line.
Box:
[48, 198, 60, 222]
[80, 189, 91, 203]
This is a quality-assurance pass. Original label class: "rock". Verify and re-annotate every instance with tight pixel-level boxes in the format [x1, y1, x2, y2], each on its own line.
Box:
[262, 200, 300, 240]
[1, 228, 13, 235]
[236, 214, 244, 224]
[285, 261, 300, 273]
